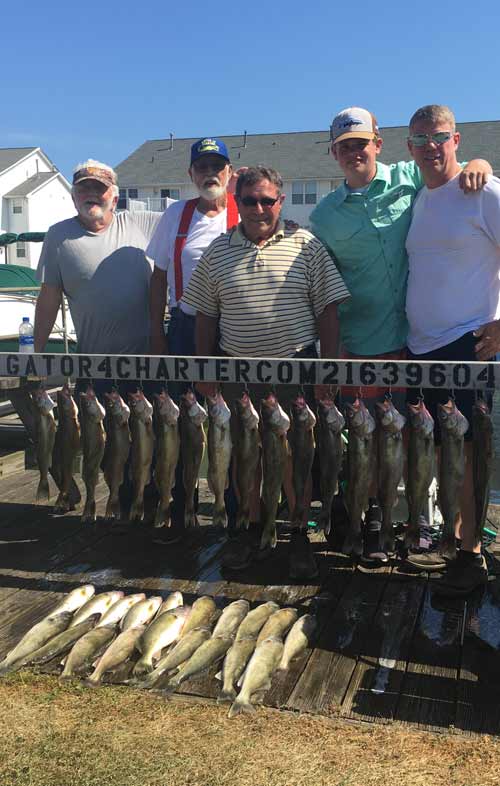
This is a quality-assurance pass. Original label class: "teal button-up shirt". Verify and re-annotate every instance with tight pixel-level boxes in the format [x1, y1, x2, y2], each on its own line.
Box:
[310, 161, 423, 355]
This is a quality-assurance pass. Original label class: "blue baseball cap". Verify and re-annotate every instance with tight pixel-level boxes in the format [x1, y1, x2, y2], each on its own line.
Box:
[190, 137, 230, 165]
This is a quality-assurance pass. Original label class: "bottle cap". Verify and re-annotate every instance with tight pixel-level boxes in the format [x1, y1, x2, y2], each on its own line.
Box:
[22, 317, 29, 322]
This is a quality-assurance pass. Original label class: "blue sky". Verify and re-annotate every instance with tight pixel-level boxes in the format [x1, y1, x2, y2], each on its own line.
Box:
[1, 0, 499, 180]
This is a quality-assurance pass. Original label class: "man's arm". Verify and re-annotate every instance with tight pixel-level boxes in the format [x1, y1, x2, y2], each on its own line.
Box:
[460, 160, 492, 193]
[150, 265, 168, 354]
[195, 312, 219, 397]
[315, 302, 341, 399]
[34, 283, 62, 352]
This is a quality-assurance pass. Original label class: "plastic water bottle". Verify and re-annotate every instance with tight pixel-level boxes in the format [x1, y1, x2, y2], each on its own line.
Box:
[19, 317, 34, 354]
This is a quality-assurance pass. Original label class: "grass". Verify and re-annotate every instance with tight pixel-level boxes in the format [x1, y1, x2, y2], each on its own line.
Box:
[1, 672, 500, 786]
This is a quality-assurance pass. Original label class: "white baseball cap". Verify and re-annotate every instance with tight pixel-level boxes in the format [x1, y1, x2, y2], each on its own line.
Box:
[330, 107, 379, 144]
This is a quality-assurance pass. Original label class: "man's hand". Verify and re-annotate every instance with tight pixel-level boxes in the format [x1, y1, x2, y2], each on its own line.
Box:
[195, 382, 217, 398]
[284, 219, 300, 231]
[474, 321, 500, 361]
[459, 160, 492, 193]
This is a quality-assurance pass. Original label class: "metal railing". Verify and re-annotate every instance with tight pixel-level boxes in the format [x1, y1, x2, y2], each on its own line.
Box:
[0, 286, 75, 351]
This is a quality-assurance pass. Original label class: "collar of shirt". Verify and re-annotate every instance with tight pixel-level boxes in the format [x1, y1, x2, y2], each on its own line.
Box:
[330, 162, 393, 207]
[229, 220, 286, 248]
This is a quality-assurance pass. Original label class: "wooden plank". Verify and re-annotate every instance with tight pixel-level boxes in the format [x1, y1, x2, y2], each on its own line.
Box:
[395, 584, 462, 731]
[340, 576, 425, 723]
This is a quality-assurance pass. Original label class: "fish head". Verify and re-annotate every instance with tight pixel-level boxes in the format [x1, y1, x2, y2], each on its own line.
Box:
[207, 391, 231, 427]
[376, 398, 406, 434]
[105, 390, 130, 424]
[128, 390, 153, 423]
[318, 397, 345, 431]
[154, 390, 180, 426]
[408, 399, 434, 437]
[235, 392, 260, 430]
[80, 387, 106, 422]
[438, 399, 469, 437]
[261, 394, 290, 434]
[31, 388, 56, 414]
[57, 384, 79, 419]
[181, 391, 208, 426]
[292, 395, 316, 430]
[345, 397, 375, 436]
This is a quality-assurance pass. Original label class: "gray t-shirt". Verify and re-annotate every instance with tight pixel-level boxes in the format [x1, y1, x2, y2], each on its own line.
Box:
[37, 211, 161, 354]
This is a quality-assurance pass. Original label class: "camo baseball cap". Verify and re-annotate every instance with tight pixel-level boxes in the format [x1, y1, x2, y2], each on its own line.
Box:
[330, 107, 379, 144]
[190, 137, 230, 165]
[73, 165, 117, 188]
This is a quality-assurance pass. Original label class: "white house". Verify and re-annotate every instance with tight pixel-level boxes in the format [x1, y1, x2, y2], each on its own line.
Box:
[0, 147, 74, 269]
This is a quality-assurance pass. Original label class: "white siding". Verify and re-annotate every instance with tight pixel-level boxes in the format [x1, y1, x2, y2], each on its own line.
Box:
[0, 151, 51, 230]
[27, 178, 74, 268]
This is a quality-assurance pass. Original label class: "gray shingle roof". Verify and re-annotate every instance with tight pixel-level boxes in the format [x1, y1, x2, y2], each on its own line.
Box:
[0, 147, 38, 174]
[115, 121, 500, 187]
[3, 171, 58, 198]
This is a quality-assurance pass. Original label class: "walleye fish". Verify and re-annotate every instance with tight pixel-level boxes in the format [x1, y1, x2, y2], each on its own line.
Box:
[156, 591, 184, 618]
[52, 385, 81, 514]
[86, 625, 146, 687]
[103, 390, 131, 521]
[405, 399, 435, 548]
[48, 584, 96, 618]
[260, 394, 290, 550]
[345, 398, 376, 557]
[316, 396, 345, 534]
[235, 601, 280, 641]
[153, 391, 180, 528]
[289, 396, 316, 528]
[60, 625, 117, 680]
[121, 596, 163, 631]
[376, 398, 406, 553]
[217, 638, 257, 703]
[212, 599, 250, 638]
[233, 392, 260, 530]
[165, 634, 234, 695]
[256, 607, 298, 644]
[207, 392, 232, 528]
[180, 391, 207, 528]
[472, 399, 494, 543]
[133, 627, 212, 689]
[128, 390, 155, 522]
[69, 590, 124, 628]
[97, 593, 146, 628]
[180, 596, 217, 637]
[228, 636, 284, 718]
[21, 615, 99, 669]
[133, 605, 190, 676]
[80, 387, 106, 523]
[277, 614, 316, 672]
[31, 388, 57, 504]
[0, 611, 73, 676]
[438, 399, 469, 558]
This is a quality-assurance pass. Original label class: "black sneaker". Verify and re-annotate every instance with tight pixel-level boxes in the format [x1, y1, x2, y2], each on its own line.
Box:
[359, 502, 389, 567]
[431, 552, 488, 597]
[221, 531, 253, 570]
[288, 530, 319, 580]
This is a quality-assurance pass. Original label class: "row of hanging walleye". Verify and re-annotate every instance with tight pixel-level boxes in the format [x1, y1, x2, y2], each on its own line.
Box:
[0, 584, 316, 718]
[31, 384, 494, 556]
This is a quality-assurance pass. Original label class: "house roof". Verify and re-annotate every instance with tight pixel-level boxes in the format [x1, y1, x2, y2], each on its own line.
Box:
[115, 121, 500, 187]
[0, 147, 38, 174]
[3, 172, 59, 198]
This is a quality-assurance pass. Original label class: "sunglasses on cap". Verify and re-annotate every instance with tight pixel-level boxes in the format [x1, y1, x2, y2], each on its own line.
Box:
[407, 131, 453, 147]
[238, 195, 280, 207]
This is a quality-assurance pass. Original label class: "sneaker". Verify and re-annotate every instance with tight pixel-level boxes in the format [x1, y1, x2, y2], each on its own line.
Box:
[221, 531, 253, 570]
[288, 530, 319, 580]
[431, 552, 488, 596]
[406, 547, 450, 572]
[359, 502, 389, 567]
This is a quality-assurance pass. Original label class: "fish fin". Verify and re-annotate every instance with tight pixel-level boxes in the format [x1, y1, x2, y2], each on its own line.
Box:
[214, 670, 222, 681]
[228, 698, 255, 718]
[217, 687, 236, 704]
[36, 478, 50, 504]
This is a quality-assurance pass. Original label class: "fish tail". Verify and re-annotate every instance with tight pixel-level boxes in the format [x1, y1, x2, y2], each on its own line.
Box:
[81, 499, 96, 523]
[154, 503, 170, 529]
[129, 500, 144, 522]
[212, 505, 228, 529]
[132, 658, 152, 678]
[85, 673, 101, 688]
[36, 477, 50, 504]
[184, 511, 198, 528]
[217, 687, 237, 704]
[228, 697, 255, 718]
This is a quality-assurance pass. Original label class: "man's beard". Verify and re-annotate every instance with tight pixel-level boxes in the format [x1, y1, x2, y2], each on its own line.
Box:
[80, 198, 114, 221]
[198, 182, 226, 201]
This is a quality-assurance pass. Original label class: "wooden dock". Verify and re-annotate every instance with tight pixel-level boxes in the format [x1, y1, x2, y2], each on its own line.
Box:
[1, 468, 500, 736]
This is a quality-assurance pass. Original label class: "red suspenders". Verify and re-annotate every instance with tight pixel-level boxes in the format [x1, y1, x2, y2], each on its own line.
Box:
[173, 193, 239, 302]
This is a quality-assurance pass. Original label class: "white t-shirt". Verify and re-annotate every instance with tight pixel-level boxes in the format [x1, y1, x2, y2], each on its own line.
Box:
[406, 174, 500, 354]
[146, 199, 229, 316]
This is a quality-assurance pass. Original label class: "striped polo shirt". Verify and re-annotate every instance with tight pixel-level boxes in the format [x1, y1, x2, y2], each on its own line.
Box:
[181, 222, 349, 357]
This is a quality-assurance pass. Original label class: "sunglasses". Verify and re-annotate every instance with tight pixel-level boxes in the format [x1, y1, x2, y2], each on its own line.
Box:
[408, 131, 453, 147]
[238, 195, 280, 207]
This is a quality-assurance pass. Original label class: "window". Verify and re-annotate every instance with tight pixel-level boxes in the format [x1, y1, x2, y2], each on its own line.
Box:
[16, 241, 26, 258]
[12, 200, 23, 214]
[128, 188, 138, 199]
[291, 181, 317, 205]
[117, 188, 127, 210]
[161, 188, 180, 201]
